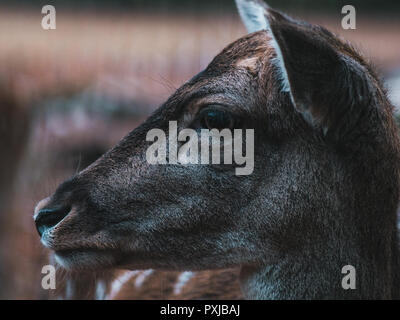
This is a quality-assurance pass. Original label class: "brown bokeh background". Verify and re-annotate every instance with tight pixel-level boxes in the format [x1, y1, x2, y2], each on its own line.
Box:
[0, 0, 399, 299]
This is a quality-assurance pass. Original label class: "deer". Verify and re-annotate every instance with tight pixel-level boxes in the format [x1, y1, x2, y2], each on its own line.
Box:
[33, 0, 400, 299]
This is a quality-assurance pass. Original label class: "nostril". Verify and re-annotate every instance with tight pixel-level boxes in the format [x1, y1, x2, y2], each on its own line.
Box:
[34, 206, 71, 237]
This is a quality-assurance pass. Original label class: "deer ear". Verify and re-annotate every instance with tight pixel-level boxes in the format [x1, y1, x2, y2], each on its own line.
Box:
[235, 0, 269, 33]
[235, 0, 291, 95]
[236, 0, 371, 132]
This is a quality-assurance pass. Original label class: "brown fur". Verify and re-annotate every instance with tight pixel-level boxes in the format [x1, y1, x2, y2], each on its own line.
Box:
[111, 269, 242, 300]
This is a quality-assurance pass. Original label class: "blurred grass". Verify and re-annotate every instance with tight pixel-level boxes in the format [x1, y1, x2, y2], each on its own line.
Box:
[0, 8, 399, 107]
[0, 10, 243, 108]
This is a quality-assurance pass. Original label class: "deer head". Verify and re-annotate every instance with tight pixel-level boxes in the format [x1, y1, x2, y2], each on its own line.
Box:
[34, 0, 400, 299]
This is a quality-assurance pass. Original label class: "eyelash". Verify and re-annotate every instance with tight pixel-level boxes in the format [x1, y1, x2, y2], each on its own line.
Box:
[192, 105, 237, 130]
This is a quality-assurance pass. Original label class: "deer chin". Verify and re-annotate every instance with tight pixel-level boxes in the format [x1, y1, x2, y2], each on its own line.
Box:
[54, 248, 153, 272]
[53, 248, 118, 271]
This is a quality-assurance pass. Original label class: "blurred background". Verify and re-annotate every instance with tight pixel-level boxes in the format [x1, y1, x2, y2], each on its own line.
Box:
[0, 0, 399, 299]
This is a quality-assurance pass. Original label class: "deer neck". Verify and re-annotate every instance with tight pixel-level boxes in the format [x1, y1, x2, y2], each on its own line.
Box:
[239, 208, 400, 300]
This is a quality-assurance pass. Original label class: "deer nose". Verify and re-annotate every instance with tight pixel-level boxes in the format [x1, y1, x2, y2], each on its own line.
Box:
[34, 198, 70, 237]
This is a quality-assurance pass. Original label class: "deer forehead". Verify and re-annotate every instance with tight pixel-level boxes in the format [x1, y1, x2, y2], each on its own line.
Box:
[235, 56, 261, 71]
[209, 30, 273, 70]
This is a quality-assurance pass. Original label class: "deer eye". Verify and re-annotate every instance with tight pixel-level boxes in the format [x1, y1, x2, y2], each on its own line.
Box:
[198, 106, 235, 130]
